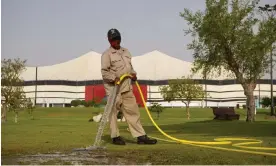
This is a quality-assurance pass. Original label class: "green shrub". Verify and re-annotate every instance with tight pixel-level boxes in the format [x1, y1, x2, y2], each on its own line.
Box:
[83, 101, 90, 107]
[94, 102, 101, 108]
[81, 100, 86, 106]
[148, 102, 165, 119]
[85, 100, 95, 107]
[100, 97, 107, 106]
[261, 97, 272, 108]
[70, 97, 111, 108]
[71, 100, 82, 107]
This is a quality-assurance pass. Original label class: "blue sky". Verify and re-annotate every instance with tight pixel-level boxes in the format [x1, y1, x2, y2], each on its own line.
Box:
[1, 0, 274, 66]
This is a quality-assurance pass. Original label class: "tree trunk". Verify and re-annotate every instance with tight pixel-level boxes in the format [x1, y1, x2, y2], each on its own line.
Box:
[243, 83, 256, 122]
[1, 104, 7, 123]
[183, 101, 191, 120]
[14, 112, 18, 123]
[186, 105, 190, 120]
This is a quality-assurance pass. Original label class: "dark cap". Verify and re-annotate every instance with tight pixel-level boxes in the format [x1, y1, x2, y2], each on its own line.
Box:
[107, 28, 121, 41]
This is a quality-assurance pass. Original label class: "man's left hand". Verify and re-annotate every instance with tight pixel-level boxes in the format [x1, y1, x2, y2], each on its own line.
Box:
[131, 74, 137, 81]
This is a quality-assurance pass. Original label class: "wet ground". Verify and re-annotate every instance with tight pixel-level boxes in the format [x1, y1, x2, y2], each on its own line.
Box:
[1, 150, 146, 165]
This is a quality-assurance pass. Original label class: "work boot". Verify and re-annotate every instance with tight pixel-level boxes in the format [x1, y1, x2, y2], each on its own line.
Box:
[137, 135, 157, 144]
[112, 136, 126, 145]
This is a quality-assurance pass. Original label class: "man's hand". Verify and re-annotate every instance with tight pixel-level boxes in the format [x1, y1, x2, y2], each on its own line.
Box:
[131, 74, 137, 81]
[114, 77, 120, 84]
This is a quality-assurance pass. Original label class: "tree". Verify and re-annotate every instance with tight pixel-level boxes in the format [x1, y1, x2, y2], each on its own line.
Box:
[159, 76, 205, 120]
[180, 0, 276, 122]
[148, 102, 165, 120]
[1, 58, 27, 123]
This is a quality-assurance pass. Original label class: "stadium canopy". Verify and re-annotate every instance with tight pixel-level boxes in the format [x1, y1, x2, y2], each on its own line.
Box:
[20, 50, 260, 81]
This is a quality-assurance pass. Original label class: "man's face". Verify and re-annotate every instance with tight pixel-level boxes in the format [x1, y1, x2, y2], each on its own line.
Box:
[109, 35, 121, 50]
[110, 39, 121, 49]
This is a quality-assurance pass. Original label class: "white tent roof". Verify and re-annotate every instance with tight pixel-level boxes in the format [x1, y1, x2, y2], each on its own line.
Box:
[20, 50, 275, 81]
[21, 51, 102, 81]
[132, 50, 200, 80]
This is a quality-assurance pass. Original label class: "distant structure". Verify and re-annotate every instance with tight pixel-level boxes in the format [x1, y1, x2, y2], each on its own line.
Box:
[20, 50, 276, 108]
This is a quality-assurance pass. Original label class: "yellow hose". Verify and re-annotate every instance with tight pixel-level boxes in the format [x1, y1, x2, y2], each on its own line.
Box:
[119, 74, 276, 157]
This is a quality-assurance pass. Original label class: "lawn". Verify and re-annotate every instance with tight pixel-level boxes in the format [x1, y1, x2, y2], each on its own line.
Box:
[1, 107, 276, 165]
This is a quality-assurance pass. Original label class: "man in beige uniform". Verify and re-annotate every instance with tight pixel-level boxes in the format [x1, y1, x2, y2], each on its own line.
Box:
[101, 28, 157, 145]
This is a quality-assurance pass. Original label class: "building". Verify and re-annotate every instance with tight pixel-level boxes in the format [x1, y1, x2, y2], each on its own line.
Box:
[20, 50, 276, 108]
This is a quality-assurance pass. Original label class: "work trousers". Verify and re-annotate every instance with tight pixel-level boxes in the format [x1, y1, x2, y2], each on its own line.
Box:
[108, 90, 146, 138]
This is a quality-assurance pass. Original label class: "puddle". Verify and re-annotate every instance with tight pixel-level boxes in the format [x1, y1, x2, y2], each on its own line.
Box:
[2, 151, 138, 165]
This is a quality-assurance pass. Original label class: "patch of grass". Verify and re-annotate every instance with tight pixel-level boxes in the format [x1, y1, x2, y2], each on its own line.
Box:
[108, 148, 275, 165]
[1, 107, 276, 164]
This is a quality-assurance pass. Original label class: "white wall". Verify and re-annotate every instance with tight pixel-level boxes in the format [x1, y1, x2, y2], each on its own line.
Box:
[147, 84, 276, 108]
[22, 83, 276, 108]
[24, 85, 85, 107]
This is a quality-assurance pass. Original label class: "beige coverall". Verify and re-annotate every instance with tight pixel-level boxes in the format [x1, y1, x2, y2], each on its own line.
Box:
[101, 46, 146, 138]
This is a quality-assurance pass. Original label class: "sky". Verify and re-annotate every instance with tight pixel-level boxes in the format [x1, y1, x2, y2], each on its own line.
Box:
[1, 0, 275, 66]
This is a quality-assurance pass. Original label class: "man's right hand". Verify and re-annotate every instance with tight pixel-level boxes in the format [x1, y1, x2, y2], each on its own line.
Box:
[114, 77, 120, 84]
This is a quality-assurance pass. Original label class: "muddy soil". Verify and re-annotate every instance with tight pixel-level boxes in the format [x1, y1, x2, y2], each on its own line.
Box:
[1, 150, 144, 165]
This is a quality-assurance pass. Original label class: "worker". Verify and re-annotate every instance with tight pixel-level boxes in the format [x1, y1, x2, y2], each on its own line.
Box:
[101, 28, 157, 145]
